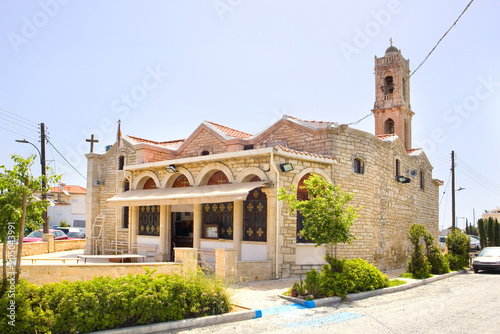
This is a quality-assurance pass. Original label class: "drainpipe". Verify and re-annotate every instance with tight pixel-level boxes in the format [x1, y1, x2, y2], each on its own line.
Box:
[270, 149, 280, 279]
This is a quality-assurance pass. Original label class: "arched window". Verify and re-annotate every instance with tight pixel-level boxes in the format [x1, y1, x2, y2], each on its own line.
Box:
[385, 118, 395, 134]
[353, 158, 364, 174]
[243, 187, 267, 242]
[139, 178, 159, 236]
[207, 171, 229, 185]
[395, 159, 400, 178]
[143, 178, 157, 189]
[384, 76, 394, 94]
[172, 174, 190, 188]
[122, 181, 129, 228]
[201, 150, 210, 156]
[297, 173, 313, 243]
[118, 156, 125, 170]
[420, 171, 425, 190]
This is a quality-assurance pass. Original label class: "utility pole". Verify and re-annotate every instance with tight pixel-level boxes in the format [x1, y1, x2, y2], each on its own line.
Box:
[451, 150, 456, 232]
[41, 123, 48, 233]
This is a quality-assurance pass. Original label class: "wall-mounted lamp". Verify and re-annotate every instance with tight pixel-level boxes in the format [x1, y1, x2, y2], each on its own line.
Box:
[396, 176, 411, 183]
[93, 179, 104, 186]
[279, 163, 294, 172]
[166, 164, 177, 173]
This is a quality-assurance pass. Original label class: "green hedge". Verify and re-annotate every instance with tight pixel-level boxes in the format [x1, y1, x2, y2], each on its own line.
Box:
[319, 256, 390, 298]
[0, 268, 232, 334]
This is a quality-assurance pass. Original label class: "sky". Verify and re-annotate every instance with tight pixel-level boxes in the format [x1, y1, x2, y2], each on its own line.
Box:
[0, 0, 499, 231]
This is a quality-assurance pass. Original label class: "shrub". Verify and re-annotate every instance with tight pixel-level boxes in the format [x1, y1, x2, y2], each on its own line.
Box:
[445, 230, 470, 270]
[320, 257, 389, 298]
[406, 224, 432, 279]
[0, 268, 232, 334]
[427, 246, 450, 275]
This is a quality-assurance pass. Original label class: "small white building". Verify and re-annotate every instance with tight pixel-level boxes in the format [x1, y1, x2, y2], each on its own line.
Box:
[45, 184, 87, 232]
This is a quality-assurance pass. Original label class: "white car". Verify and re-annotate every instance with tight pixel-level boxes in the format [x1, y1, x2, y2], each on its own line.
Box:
[472, 247, 500, 273]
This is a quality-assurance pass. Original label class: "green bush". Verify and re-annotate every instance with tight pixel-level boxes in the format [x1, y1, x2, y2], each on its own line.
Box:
[0, 268, 232, 334]
[320, 257, 389, 298]
[445, 230, 470, 270]
[427, 246, 450, 275]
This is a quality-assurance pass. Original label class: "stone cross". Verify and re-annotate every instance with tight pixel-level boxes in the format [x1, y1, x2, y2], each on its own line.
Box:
[390, 37, 393, 46]
[86, 134, 99, 153]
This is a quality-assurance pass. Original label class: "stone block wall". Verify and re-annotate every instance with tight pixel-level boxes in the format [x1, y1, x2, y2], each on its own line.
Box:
[21, 262, 182, 286]
[0, 240, 86, 259]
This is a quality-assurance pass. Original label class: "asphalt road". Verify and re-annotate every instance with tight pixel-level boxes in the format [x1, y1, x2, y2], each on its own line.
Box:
[178, 271, 500, 334]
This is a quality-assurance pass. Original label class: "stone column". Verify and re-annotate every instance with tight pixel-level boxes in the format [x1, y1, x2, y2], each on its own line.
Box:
[233, 200, 243, 261]
[215, 248, 237, 281]
[193, 204, 202, 249]
[174, 247, 198, 272]
[84, 153, 101, 254]
[42, 233, 54, 253]
[159, 205, 170, 261]
[129, 206, 139, 249]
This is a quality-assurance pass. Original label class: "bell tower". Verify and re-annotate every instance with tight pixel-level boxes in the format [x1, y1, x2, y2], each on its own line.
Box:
[372, 41, 414, 149]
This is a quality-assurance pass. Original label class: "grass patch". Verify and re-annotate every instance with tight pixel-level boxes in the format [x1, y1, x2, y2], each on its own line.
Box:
[387, 279, 406, 287]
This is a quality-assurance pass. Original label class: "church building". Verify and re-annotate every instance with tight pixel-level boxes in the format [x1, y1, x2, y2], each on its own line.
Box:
[85, 45, 442, 279]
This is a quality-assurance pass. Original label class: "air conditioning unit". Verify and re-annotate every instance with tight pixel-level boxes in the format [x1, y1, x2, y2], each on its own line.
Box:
[409, 169, 418, 177]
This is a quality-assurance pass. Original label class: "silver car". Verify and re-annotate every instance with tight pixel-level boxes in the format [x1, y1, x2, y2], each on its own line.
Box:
[472, 247, 500, 273]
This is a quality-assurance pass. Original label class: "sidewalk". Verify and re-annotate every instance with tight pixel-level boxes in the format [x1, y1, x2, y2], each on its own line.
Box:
[231, 267, 408, 310]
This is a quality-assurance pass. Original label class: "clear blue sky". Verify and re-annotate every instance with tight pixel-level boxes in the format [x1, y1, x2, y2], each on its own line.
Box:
[1, 0, 498, 230]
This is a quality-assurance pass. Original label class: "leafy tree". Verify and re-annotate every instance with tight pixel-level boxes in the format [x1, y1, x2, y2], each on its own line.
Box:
[445, 230, 470, 270]
[0, 155, 60, 288]
[487, 217, 495, 246]
[277, 174, 361, 258]
[406, 224, 431, 278]
[478, 219, 487, 249]
[494, 219, 500, 247]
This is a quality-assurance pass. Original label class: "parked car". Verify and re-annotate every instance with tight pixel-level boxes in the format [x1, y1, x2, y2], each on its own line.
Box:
[23, 229, 68, 242]
[472, 247, 500, 273]
[54, 227, 85, 237]
[66, 231, 85, 239]
[468, 235, 481, 251]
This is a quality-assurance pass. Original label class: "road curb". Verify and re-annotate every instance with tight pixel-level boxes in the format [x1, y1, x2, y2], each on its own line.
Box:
[280, 269, 467, 308]
[93, 269, 467, 333]
[92, 309, 260, 334]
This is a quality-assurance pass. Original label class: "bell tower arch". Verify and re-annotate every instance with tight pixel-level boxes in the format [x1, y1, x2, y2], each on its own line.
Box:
[372, 41, 414, 149]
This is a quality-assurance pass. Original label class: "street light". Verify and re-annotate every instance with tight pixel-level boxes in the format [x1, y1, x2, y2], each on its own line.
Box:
[16, 125, 48, 233]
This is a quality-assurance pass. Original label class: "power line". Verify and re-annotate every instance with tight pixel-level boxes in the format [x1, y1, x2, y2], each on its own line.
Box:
[346, 0, 475, 127]
[0, 115, 40, 134]
[0, 125, 38, 142]
[46, 138, 87, 181]
[0, 107, 39, 127]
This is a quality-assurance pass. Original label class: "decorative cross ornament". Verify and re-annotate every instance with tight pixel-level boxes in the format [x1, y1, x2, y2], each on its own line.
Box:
[86, 134, 99, 153]
[390, 37, 393, 46]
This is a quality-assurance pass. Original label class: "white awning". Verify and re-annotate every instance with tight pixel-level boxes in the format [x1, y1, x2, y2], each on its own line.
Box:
[106, 181, 266, 207]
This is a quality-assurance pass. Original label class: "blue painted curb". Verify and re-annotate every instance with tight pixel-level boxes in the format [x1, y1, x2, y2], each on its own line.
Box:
[304, 300, 316, 308]
[253, 310, 263, 319]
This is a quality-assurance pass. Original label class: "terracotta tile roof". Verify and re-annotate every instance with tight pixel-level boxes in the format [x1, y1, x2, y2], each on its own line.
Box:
[286, 115, 330, 124]
[376, 134, 397, 140]
[128, 135, 185, 147]
[406, 148, 421, 154]
[50, 185, 86, 194]
[277, 145, 337, 161]
[206, 121, 252, 139]
[284, 115, 334, 129]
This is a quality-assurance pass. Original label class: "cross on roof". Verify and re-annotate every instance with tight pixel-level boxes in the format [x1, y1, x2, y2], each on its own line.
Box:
[86, 134, 99, 153]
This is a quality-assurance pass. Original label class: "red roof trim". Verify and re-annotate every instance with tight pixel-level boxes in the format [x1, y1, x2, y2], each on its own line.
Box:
[206, 121, 252, 139]
[277, 145, 337, 161]
[128, 135, 185, 147]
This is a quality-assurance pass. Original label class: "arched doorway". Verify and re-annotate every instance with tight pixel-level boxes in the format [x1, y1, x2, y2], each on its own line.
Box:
[171, 174, 193, 259]
[296, 173, 313, 243]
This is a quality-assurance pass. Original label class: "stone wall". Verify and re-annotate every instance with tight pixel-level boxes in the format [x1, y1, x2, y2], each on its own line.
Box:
[0, 240, 86, 259]
[21, 262, 182, 286]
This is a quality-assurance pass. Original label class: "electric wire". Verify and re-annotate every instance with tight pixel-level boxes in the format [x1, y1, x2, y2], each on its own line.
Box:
[46, 138, 87, 181]
[0, 115, 40, 134]
[346, 0, 475, 126]
[0, 107, 39, 127]
[456, 156, 500, 191]
[0, 125, 38, 142]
